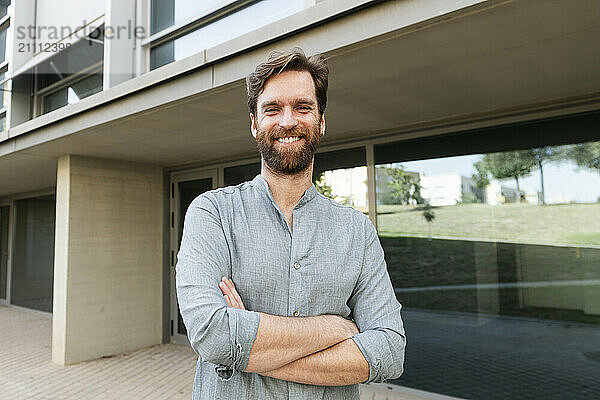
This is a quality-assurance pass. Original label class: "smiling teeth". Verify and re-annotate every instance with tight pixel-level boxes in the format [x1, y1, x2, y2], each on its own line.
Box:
[278, 136, 300, 143]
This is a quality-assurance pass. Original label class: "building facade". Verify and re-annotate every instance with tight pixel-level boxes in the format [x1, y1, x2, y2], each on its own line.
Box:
[0, 1, 599, 399]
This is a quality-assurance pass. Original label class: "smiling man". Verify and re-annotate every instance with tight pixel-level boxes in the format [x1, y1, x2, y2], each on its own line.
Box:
[176, 48, 405, 400]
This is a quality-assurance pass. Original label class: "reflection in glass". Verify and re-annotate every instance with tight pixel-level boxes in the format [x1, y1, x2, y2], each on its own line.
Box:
[151, 0, 238, 34]
[376, 141, 600, 399]
[224, 163, 261, 187]
[11, 195, 56, 312]
[313, 147, 368, 214]
[150, 0, 305, 70]
[0, 0, 9, 20]
[0, 27, 6, 64]
[42, 73, 103, 114]
[176, 178, 214, 336]
[0, 71, 8, 109]
[0, 206, 8, 300]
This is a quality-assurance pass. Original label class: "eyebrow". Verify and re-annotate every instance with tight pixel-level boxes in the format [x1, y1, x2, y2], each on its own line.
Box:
[260, 98, 317, 110]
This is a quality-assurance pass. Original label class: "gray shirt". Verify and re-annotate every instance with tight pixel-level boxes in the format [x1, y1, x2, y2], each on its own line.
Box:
[176, 174, 405, 400]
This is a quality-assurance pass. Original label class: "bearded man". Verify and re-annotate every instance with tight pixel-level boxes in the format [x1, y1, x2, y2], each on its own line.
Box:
[176, 48, 405, 400]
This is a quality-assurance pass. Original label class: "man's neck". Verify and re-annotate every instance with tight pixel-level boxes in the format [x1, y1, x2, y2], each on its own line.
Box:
[261, 161, 314, 213]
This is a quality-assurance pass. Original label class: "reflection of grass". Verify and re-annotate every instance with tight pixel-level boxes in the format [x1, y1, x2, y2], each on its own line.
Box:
[566, 232, 600, 245]
[377, 203, 600, 246]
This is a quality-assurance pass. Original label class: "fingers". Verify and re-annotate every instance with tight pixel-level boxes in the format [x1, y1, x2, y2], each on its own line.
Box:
[219, 276, 246, 310]
[225, 278, 245, 308]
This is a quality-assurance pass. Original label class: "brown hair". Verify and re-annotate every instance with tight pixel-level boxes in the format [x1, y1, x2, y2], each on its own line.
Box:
[246, 47, 329, 117]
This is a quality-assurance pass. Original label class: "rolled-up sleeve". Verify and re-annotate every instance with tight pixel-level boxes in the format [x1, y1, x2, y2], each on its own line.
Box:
[175, 194, 260, 381]
[349, 217, 406, 384]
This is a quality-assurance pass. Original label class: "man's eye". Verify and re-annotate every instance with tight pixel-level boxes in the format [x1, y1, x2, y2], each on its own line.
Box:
[297, 106, 311, 110]
[265, 108, 278, 113]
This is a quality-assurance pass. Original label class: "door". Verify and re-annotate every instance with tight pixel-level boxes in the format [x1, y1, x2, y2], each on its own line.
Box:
[170, 169, 218, 345]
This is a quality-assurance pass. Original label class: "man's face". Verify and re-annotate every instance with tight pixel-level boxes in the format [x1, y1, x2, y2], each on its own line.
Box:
[251, 70, 325, 175]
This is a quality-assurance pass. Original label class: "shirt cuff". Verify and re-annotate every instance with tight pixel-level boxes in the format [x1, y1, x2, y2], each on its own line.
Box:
[351, 330, 394, 384]
[214, 308, 260, 381]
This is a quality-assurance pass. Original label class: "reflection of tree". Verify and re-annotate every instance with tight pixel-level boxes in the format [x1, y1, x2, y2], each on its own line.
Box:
[568, 142, 600, 172]
[474, 151, 537, 203]
[313, 171, 333, 198]
[529, 147, 567, 205]
[421, 202, 435, 240]
[377, 165, 423, 205]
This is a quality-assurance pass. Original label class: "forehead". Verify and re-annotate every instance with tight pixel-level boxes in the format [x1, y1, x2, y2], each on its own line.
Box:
[258, 70, 317, 106]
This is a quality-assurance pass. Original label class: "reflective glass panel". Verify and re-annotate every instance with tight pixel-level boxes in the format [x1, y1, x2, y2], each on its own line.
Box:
[224, 163, 261, 187]
[177, 178, 214, 336]
[0, 0, 10, 20]
[0, 206, 8, 300]
[11, 195, 56, 312]
[150, 0, 305, 70]
[151, 0, 238, 34]
[42, 73, 103, 114]
[0, 27, 6, 64]
[0, 71, 8, 109]
[313, 147, 368, 214]
[376, 137, 600, 399]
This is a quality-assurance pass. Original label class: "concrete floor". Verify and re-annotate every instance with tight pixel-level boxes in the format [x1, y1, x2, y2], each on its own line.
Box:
[0, 305, 444, 400]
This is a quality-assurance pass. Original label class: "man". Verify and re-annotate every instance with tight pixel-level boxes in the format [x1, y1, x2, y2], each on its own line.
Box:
[176, 48, 405, 400]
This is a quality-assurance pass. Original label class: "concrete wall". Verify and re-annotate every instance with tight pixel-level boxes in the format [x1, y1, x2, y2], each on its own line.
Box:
[53, 155, 163, 365]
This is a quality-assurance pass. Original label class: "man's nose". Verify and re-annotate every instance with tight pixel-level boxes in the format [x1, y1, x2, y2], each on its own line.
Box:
[278, 107, 298, 130]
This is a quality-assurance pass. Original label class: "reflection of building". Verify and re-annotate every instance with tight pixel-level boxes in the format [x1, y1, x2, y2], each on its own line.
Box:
[323, 167, 368, 208]
[418, 173, 541, 206]
[420, 173, 482, 206]
[484, 181, 541, 205]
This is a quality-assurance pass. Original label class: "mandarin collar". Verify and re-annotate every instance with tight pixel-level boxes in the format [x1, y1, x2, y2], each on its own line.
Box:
[253, 174, 317, 209]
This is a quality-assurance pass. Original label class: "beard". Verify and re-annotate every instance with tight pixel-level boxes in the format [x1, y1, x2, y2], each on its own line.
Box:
[255, 122, 321, 175]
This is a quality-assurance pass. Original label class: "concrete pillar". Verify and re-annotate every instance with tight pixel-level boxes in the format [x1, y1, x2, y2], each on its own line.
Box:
[104, 0, 137, 88]
[53, 155, 163, 365]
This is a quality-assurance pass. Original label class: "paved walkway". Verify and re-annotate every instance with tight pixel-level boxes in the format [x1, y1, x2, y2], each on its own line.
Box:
[0, 305, 444, 400]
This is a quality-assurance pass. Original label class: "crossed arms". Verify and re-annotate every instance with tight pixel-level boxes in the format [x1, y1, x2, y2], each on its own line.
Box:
[218, 276, 369, 385]
[175, 195, 406, 386]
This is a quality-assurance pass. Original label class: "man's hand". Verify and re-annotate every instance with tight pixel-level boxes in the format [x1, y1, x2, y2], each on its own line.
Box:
[219, 276, 246, 310]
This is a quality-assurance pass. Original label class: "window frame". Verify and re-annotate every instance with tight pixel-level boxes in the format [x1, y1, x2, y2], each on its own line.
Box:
[36, 62, 103, 117]
[145, 0, 257, 49]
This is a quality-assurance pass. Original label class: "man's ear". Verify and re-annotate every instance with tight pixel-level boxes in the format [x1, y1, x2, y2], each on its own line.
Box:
[250, 113, 258, 138]
[320, 114, 326, 136]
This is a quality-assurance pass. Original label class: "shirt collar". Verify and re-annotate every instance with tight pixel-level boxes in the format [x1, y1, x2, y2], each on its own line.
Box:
[253, 174, 317, 209]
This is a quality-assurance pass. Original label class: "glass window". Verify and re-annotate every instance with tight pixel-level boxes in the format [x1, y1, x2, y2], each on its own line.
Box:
[224, 162, 261, 187]
[11, 195, 56, 312]
[0, 114, 5, 132]
[151, 0, 238, 34]
[149, 40, 174, 71]
[42, 73, 103, 114]
[0, 205, 8, 300]
[0, 1, 10, 20]
[375, 134, 600, 399]
[0, 27, 6, 64]
[0, 71, 8, 109]
[313, 147, 368, 214]
[35, 25, 104, 93]
[150, 0, 305, 70]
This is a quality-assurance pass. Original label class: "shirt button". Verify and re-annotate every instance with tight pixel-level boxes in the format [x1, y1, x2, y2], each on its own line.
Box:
[293, 262, 301, 270]
[293, 310, 300, 317]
